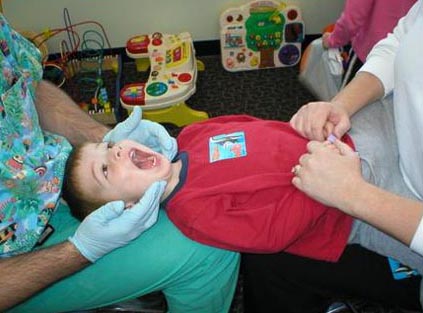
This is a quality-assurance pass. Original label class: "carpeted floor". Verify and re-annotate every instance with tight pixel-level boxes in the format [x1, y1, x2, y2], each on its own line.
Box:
[120, 54, 315, 136]
[63, 53, 316, 130]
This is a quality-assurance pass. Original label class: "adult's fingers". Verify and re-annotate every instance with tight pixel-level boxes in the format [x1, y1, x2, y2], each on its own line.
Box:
[332, 118, 351, 139]
[333, 139, 357, 157]
[291, 102, 333, 141]
[305, 140, 326, 153]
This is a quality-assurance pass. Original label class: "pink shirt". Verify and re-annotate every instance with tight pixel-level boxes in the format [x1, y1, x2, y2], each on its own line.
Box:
[327, 0, 416, 62]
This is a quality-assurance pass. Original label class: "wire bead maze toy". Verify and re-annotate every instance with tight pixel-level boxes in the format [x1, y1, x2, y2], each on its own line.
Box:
[27, 8, 122, 124]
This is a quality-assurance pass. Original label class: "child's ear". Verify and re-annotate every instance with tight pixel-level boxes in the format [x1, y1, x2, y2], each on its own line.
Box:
[124, 201, 135, 209]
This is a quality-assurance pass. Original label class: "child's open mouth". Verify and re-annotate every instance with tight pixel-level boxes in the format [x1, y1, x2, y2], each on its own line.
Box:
[129, 149, 159, 169]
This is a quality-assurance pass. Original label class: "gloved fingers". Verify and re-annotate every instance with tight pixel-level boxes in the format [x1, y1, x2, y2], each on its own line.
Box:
[142, 119, 165, 134]
[132, 198, 160, 226]
[102, 130, 112, 143]
[143, 207, 160, 228]
[122, 199, 160, 234]
[68, 203, 128, 263]
[129, 181, 166, 219]
[90, 200, 126, 222]
[162, 137, 178, 159]
[142, 120, 174, 150]
[146, 180, 167, 200]
[124, 106, 143, 132]
[103, 106, 143, 142]
[141, 121, 177, 159]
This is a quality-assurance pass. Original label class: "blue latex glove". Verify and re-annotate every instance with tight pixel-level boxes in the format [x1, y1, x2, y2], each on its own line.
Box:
[104, 106, 177, 161]
[69, 181, 166, 262]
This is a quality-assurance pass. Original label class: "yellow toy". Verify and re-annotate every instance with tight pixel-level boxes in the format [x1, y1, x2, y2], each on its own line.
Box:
[120, 32, 208, 127]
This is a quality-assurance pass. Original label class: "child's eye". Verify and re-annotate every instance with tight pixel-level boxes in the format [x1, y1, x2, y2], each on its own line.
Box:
[107, 142, 115, 149]
[102, 164, 108, 178]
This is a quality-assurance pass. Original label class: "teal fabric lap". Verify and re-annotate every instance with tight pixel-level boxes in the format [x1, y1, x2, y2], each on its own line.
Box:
[8, 204, 240, 313]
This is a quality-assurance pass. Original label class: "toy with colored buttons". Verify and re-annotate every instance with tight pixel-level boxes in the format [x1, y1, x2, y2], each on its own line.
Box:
[120, 32, 208, 127]
[220, 0, 305, 72]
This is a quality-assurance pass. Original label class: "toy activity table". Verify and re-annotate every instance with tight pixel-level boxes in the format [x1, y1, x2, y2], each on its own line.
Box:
[120, 32, 208, 126]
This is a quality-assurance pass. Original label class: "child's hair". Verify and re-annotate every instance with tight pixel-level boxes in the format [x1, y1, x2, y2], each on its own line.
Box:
[62, 143, 105, 221]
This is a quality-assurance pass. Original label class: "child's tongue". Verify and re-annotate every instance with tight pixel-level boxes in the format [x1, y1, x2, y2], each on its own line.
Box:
[131, 149, 156, 169]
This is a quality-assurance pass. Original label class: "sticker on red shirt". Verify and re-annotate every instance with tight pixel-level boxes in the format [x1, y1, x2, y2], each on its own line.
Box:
[209, 131, 247, 163]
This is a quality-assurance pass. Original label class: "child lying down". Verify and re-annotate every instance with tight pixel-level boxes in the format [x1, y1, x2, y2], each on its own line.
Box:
[62, 114, 423, 273]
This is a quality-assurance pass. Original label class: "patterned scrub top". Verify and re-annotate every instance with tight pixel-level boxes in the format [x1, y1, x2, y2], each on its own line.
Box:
[0, 14, 72, 257]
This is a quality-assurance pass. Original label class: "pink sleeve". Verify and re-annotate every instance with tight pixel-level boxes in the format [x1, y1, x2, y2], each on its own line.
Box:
[327, 0, 375, 48]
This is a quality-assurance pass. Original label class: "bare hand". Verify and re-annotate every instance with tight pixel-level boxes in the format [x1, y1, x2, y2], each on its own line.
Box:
[290, 101, 351, 141]
[292, 139, 363, 211]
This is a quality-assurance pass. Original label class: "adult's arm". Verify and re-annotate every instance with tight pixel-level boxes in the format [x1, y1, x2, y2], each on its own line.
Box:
[1, 188, 165, 311]
[0, 242, 89, 311]
[34, 80, 109, 145]
[0, 82, 95, 310]
[293, 140, 423, 252]
[291, 1, 420, 141]
[347, 180, 423, 248]
[290, 71, 384, 141]
[331, 71, 384, 117]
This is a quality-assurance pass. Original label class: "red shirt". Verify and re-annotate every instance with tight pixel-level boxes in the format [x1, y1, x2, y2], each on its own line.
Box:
[165, 115, 354, 262]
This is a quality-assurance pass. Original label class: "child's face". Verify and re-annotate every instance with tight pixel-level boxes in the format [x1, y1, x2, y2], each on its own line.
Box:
[76, 139, 172, 206]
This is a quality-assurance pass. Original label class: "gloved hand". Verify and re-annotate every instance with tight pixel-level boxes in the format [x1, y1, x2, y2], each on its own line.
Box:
[69, 181, 166, 262]
[104, 106, 177, 160]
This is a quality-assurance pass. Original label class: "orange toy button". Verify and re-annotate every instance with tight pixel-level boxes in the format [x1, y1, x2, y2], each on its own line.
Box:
[178, 73, 192, 83]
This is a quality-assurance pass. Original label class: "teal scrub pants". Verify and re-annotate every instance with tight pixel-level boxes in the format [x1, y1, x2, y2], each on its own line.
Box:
[9, 203, 240, 313]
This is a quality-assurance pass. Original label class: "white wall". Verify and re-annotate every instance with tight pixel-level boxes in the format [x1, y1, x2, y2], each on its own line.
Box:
[3, 0, 344, 53]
